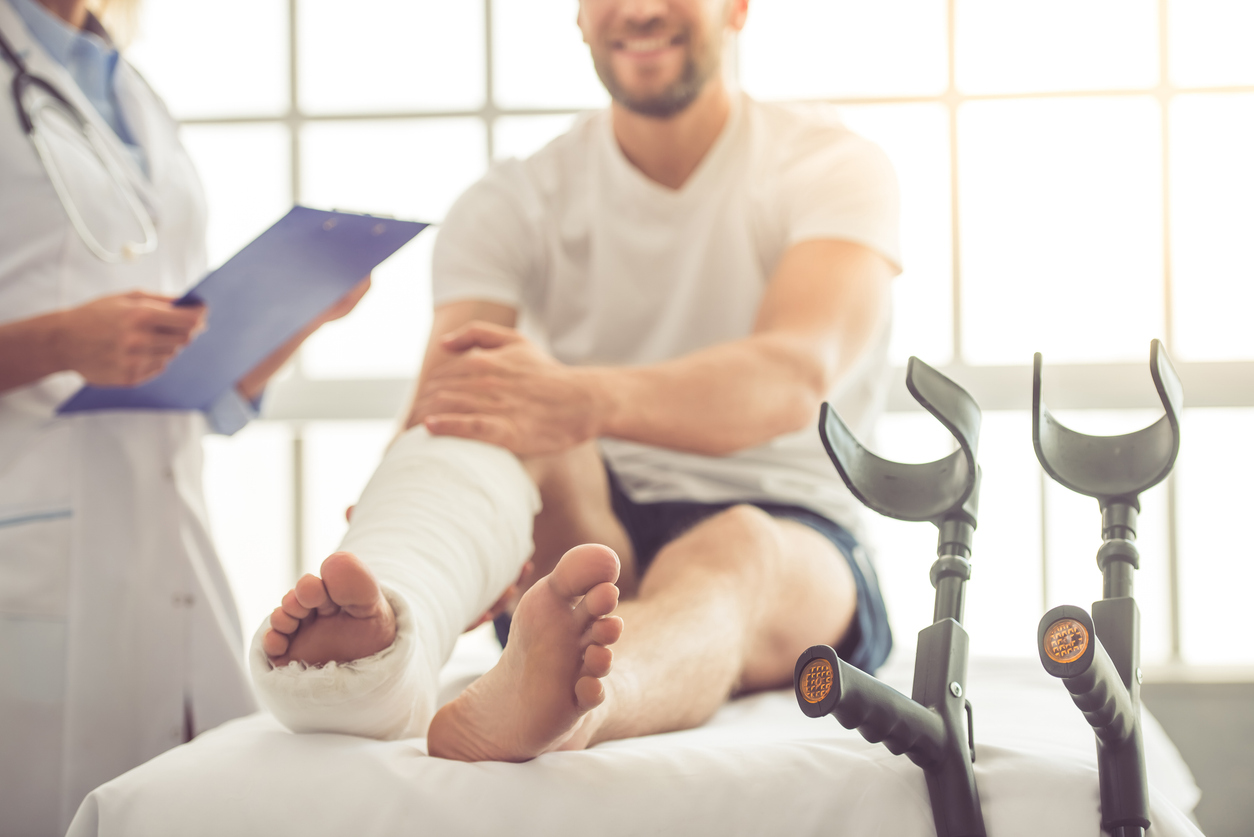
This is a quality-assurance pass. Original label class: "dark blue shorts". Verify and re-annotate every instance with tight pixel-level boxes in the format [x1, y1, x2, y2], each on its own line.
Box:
[496, 469, 893, 676]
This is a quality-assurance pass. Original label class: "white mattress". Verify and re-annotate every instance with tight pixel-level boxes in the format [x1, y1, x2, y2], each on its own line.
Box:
[67, 632, 1204, 837]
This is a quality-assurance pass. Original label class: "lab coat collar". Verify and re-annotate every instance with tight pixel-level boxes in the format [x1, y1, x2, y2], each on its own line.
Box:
[9, 0, 80, 67]
[0, 0, 161, 212]
[8, 0, 114, 67]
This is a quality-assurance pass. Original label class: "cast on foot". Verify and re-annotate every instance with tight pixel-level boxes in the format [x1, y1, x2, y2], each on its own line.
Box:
[427, 543, 623, 762]
[262, 551, 398, 667]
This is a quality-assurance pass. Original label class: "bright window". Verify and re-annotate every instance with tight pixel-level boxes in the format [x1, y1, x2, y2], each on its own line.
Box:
[129, 1, 1254, 671]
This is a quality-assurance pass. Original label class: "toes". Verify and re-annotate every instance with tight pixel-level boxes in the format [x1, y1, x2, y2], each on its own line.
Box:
[574, 675, 606, 710]
[262, 628, 290, 658]
[320, 552, 387, 618]
[549, 544, 620, 600]
[270, 606, 300, 634]
[582, 615, 623, 648]
[295, 573, 339, 617]
[574, 581, 619, 621]
[280, 589, 310, 620]
[582, 644, 613, 678]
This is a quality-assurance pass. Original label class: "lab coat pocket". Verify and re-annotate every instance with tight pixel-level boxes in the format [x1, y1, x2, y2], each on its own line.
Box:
[0, 508, 73, 617]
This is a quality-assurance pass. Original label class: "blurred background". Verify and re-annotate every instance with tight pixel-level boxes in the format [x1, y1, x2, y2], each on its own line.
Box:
[124, 2, 1251, 831]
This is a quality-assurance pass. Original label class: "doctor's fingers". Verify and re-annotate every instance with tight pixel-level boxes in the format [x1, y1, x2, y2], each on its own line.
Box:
[120, 332, 193, 357]
[88, 354, 175, 388]
[107, 291, 207, 330]
[134, 301, 207, 337]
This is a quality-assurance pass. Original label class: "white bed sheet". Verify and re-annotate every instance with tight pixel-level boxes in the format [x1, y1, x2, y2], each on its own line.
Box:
[68, 634, 1204, 837]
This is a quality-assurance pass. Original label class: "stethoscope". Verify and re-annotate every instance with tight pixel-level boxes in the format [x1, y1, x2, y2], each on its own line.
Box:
[0, 21, 157, 262]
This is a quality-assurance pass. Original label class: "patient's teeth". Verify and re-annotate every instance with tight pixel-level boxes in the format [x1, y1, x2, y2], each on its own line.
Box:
[622, 37, 671, 52]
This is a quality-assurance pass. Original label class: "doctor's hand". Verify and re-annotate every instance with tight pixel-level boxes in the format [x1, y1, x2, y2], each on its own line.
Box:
[234, 276, 372, 402]
[314, 275, 371, 324]
[413, 321, 605, 456]
[56, 291, 206, 387]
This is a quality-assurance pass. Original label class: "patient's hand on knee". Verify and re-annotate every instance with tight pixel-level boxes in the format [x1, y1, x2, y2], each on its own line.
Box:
[263, 552, 398, 667]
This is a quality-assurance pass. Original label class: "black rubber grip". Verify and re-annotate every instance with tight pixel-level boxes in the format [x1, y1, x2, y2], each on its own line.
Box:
[796, 645, 945, 765]
[1038, 606, 1136, 745]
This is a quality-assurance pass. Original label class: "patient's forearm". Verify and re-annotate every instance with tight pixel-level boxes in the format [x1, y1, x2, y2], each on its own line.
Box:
[585, 332, 837, 456]
[587, 241, 892, 456]
[415, 242, 892, 458]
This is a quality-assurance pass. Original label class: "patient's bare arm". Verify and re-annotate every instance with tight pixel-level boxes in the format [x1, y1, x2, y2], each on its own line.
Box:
[414, 240, 894, 457]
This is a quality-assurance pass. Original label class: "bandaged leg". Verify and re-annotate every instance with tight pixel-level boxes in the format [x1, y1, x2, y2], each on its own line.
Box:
[249, 427, 539, 739]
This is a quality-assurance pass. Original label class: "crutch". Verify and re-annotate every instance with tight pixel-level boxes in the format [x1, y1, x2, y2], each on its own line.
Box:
[1033, 339, 1182, 837]
[795, 357, 986, 837]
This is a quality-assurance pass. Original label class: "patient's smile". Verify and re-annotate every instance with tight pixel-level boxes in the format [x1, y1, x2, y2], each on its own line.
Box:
[614, 32, 687, 56]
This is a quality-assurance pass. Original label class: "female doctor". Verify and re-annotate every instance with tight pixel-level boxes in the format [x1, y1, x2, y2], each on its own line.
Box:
[0, 0, 368, 832]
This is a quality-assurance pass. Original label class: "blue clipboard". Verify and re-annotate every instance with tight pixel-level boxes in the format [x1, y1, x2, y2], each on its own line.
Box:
[58, 206, 428, 414]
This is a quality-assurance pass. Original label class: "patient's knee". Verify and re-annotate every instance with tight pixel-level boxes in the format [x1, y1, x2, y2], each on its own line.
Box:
[649, 504, 784, 589]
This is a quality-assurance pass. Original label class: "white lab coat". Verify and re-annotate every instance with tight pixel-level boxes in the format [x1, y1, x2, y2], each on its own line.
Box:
[0, 5, 256, 835]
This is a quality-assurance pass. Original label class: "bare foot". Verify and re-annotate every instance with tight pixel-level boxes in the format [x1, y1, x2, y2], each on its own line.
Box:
[427, 543, 623, 762]
[262, 552, 397, 667]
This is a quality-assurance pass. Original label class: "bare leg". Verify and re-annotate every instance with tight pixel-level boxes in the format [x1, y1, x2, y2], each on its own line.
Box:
[588, 505, 856, 742]
[430, 503, 857, 758]
[524, 442, 638, 595]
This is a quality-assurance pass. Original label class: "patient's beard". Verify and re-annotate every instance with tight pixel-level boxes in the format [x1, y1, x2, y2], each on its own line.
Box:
[592, 30, 723, 119]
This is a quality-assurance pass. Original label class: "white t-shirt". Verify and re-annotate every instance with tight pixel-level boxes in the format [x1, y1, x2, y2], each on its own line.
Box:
[432, 93, 901, 532]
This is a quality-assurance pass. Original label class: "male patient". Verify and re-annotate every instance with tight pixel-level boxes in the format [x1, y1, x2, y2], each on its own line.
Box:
[254, 0, 900, 761]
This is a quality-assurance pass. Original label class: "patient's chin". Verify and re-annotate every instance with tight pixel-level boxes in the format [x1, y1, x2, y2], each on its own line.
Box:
[427, 543, 623, 762]
[262, 551, 397, 667]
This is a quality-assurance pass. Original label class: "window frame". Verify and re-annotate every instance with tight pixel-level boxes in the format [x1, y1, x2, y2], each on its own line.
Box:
[172, 0, 1254, 679]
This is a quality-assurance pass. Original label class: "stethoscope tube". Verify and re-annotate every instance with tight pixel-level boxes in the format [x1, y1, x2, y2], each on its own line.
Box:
[1, 20, 78, 134]
[0, 19, 158, 262]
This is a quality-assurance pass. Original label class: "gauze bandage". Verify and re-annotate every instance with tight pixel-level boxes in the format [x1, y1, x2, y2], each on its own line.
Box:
[249, 427, 538, 739]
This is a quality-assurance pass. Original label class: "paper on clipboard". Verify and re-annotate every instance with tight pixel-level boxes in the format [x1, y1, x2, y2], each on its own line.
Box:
[57, 206, 428, 415]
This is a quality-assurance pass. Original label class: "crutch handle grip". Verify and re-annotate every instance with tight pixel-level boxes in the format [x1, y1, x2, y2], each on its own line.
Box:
[1038, 604, 1138, 742]
[1039, 606, 1150, 832]
[795, 645, 946, 766]
[1038, 606, 1137, 744]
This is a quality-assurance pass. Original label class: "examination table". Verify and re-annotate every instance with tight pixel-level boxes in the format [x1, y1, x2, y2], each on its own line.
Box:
[67, 627, 1204, 837]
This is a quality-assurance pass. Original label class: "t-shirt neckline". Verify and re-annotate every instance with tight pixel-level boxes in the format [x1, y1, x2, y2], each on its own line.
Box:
[599, 91, 745, 203]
